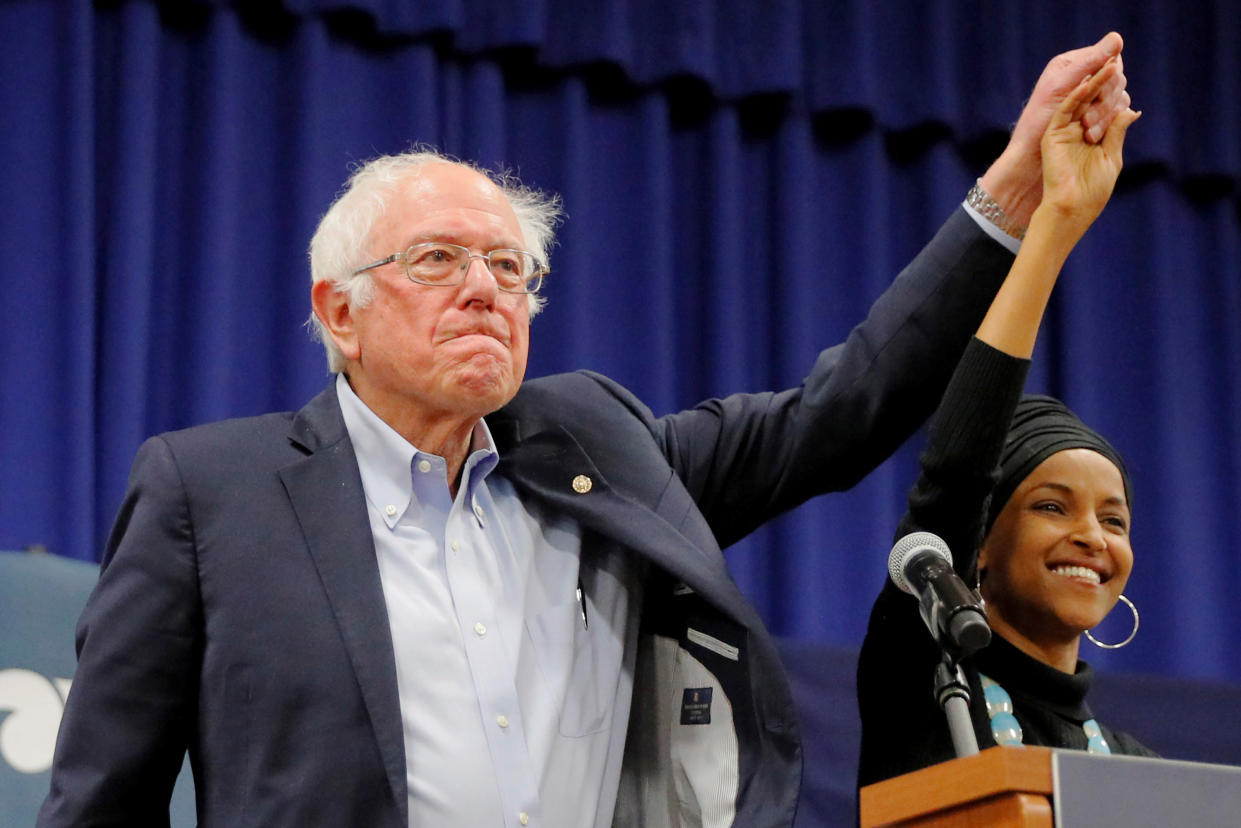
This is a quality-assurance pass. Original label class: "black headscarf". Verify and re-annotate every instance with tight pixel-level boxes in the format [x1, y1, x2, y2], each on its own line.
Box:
[986, 395, 1132, 532]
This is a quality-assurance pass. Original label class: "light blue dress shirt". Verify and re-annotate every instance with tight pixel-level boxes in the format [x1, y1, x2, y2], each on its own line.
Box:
[336, 376, 640, 828]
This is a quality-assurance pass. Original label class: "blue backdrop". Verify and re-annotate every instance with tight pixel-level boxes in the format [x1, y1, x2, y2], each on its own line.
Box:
[2, 0, 1239, 692]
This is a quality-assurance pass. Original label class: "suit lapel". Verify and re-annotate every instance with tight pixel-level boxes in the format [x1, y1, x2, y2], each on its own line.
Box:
[279, 388, 408, 825]
[495, 422, 762, 630]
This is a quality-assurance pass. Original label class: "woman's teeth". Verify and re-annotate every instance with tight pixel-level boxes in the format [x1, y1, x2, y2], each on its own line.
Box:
[1051, 565, 1101, 584]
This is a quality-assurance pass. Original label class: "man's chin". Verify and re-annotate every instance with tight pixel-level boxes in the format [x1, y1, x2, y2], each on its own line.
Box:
[449, 369, 520, 412]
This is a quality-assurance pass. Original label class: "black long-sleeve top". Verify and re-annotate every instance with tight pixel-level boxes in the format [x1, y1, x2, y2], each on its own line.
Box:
[856, 338, 1156, 789]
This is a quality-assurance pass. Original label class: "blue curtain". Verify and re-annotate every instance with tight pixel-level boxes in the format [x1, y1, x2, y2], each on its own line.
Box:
[2, 0, 1239, 687]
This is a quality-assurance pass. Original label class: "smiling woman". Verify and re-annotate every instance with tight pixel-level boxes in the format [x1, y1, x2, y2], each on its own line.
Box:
[979, 405, 1137, 674]
[856, 386, 1159, 788]
[855, 66, 1156, 790]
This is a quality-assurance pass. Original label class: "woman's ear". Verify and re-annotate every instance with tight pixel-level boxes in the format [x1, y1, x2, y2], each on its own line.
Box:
[976, 538, 994, 592]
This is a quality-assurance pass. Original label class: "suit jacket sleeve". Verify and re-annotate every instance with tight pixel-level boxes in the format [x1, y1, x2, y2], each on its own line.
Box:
[39, 435, 202, 826]
[654, 208, 1016, 549]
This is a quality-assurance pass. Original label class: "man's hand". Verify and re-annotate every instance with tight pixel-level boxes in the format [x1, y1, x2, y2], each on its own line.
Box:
[1016, 32, 1130, 149]
[979, 32, 1131, 232]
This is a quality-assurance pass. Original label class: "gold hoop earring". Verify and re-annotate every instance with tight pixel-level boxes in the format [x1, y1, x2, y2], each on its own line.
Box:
[1084, 594, 1139, 649]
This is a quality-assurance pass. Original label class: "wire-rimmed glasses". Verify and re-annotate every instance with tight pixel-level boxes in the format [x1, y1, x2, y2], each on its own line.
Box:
[352, 241, 547, 294]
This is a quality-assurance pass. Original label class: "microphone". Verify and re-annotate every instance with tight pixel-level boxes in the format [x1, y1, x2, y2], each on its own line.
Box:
[889, 531, 991, 657]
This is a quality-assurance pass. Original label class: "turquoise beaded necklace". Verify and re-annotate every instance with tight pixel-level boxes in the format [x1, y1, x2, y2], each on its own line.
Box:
[979, 673, 1111, 754]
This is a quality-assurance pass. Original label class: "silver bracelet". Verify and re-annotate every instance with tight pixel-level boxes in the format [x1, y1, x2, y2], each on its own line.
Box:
[966, 179, 1027, 241]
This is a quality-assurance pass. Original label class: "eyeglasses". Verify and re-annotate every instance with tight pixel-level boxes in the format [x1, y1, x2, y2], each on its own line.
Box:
[352, 242, 548, 294]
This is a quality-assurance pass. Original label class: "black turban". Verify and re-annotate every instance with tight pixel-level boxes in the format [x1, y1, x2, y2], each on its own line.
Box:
[986, 394, 1132, 532]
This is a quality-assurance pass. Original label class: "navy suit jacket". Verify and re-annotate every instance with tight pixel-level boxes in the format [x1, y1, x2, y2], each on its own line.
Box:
[39, 209, 1013, 827]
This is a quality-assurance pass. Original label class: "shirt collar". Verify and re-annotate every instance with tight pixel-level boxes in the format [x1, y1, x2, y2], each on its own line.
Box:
[334, 374, 500, 528]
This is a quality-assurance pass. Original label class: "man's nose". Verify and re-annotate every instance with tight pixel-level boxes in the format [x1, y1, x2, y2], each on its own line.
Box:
[458, 255, 499, 302]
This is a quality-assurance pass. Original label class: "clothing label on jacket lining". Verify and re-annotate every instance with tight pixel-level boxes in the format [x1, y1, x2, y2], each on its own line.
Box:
[686, 627, 739, 661]
[680, 687, 713, 725]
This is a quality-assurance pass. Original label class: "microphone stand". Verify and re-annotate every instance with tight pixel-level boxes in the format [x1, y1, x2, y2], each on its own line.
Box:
[934, 652, 979, 758]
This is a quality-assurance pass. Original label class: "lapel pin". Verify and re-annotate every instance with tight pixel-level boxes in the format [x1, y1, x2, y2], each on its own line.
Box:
[571, 474, 593, 494]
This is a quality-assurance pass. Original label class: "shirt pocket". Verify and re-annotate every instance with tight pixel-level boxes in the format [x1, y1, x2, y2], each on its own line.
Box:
[525, 595, 620, 737]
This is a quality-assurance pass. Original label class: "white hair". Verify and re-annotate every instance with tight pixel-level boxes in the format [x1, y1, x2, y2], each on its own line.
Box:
[307, 147, 563, 372]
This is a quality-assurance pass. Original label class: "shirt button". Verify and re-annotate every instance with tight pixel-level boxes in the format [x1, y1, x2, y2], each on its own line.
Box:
[450, 540, 460, 552]
[474, 622, 486, 637]
[519, 814, 529, 825]
[385, 504, 397, 516]
[497, 714, 509, 728]
[473, 504, 484, 519]
[417, 459, 432, 473]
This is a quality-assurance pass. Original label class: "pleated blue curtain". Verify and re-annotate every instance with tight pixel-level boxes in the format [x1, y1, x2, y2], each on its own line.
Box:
[1, 0, 1238, 682]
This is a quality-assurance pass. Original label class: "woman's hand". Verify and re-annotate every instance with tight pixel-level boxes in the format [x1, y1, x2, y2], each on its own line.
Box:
[974, 58, 1140, 360]
[1037, 60, 1141, 237]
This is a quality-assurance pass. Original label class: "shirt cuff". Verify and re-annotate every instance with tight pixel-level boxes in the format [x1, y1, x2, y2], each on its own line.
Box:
[962, 199, 1022, 256]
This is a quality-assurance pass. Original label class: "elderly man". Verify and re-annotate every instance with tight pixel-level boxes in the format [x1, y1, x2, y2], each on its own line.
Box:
[40, 34, 1129, 828]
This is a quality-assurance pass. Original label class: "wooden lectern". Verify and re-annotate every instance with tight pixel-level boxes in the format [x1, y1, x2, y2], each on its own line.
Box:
[859, 746, 1054, 827]
[859, 743, 1241, 827]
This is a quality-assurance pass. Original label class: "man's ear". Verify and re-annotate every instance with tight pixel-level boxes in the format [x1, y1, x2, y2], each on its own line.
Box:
[311, 279, 361, 362]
